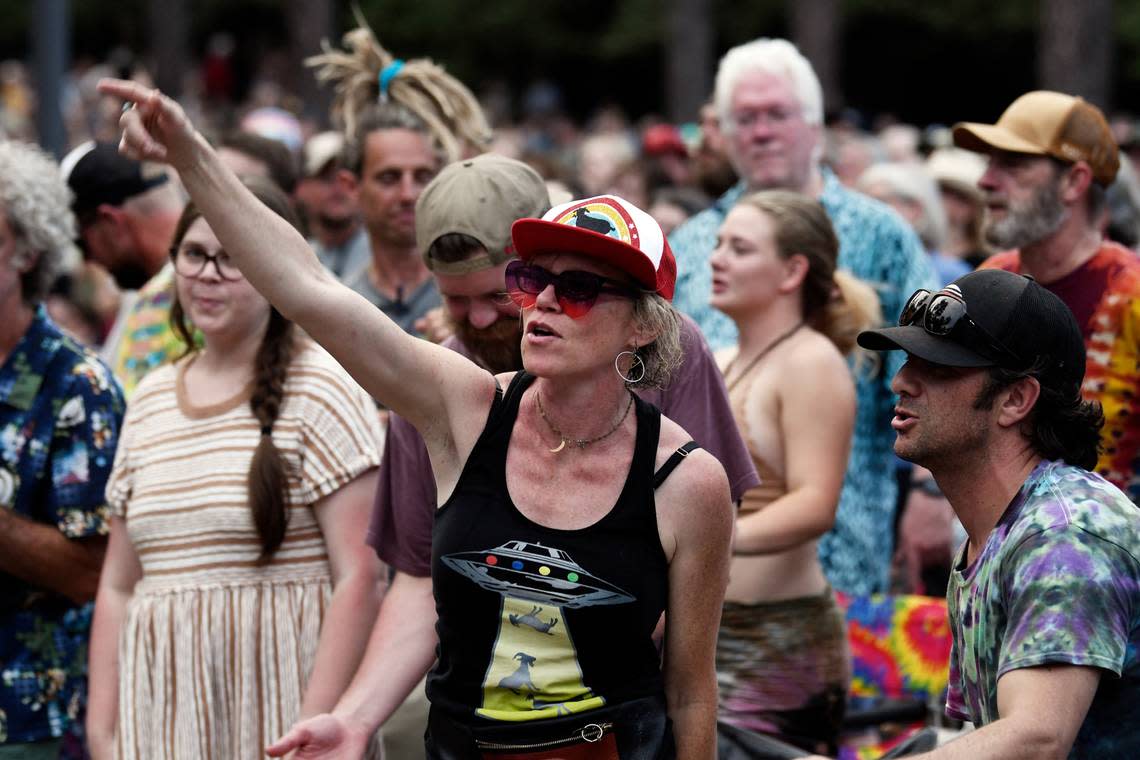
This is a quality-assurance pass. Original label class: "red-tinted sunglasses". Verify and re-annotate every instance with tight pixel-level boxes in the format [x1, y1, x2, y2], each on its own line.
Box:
[505, 260, 640, 319]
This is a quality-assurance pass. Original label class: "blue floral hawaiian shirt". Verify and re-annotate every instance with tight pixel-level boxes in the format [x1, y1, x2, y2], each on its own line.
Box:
[669, 171, 937, 594]
[0, 307, 124, 745]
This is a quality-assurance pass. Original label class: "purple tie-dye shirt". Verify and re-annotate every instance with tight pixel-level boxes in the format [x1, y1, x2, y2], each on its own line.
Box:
[946, 460, 1140, 758]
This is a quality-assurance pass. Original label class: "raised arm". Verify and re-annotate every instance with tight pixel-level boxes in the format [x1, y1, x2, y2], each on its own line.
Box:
[95, 79, 492, 444]
[733, 344, 853, 555]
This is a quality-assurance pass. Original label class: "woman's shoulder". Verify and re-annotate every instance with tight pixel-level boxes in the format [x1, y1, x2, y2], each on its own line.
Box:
[655, 415, 728, 492]
[653, 414, 733, 545]
[777, 328, 850, 377]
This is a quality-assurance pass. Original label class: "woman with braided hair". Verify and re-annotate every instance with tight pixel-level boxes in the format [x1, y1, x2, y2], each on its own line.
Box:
[85, 176, 386, 759]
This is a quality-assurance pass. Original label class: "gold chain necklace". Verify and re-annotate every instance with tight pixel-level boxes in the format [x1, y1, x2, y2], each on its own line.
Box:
[535, 390, 634, 453]
[724, 321, 805, 392]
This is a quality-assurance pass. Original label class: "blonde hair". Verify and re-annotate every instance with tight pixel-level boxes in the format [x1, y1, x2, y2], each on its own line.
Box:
[306, 10, 491, 164]
[629, 294, 683, 390]
[737, 190, 881, 369]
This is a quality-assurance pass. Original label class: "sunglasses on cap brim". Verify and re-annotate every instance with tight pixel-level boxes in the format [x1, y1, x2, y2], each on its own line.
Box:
[504, 260, 641, 319]
[899, 287, 1023, 366]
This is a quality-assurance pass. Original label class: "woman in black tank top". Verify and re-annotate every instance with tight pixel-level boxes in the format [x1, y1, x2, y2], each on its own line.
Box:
[101, 94, 735, 760]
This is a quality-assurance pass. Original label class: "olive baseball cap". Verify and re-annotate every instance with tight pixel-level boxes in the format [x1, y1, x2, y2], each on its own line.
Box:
[953, 90, 1119, 186]
[417, 154, 551, 275]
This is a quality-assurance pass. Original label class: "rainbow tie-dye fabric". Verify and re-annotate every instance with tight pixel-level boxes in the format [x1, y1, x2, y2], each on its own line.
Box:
[983, 243, 1140, 502]
[946, 461, 1140, 758]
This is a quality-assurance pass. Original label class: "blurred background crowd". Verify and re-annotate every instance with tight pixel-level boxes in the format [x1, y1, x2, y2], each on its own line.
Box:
[7, 1, 1140, 354]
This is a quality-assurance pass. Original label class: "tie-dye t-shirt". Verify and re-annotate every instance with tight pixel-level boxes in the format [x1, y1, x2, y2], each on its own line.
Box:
[982, 243, 1140, 502]
[946, 461, 1140, 758]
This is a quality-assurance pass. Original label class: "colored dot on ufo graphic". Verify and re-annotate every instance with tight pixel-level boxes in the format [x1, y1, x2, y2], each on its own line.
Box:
[442, 541, 637, 720]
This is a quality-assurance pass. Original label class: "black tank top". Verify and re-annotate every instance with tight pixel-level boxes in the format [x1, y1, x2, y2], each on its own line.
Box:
[428, 372, 674, 725]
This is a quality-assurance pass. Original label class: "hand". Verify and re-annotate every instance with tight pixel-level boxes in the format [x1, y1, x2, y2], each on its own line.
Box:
[95, 78, 200, 168]
[895, 483, 955, 594]
[413, 306, 454, 344]
[265, 713, 369, 759]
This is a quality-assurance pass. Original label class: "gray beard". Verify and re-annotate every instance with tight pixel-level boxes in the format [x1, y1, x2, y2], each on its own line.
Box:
[985, 180, 1068, 250]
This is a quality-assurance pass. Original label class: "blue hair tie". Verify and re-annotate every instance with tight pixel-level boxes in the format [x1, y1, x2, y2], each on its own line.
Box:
[378, 59, 405, 101]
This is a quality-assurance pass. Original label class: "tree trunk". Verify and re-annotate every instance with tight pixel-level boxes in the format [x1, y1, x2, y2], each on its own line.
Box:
[789, 0, 842, 115]
[33, 0, 69, 156]
[284, 0, 335, 127]
[665, 0, 714, 123]
[149, 0, 188, 98]
[1039, 0, 1113, 110]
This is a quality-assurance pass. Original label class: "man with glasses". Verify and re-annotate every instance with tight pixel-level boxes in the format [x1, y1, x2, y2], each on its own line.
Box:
[841, 268, 1139, 759]
[668, 37, 936, 595]
[304, 155, 758, 756]
[955, 91, 1140, 504]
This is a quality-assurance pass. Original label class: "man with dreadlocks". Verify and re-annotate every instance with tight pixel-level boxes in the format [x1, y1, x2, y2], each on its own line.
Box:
[308, 19, 492, 336]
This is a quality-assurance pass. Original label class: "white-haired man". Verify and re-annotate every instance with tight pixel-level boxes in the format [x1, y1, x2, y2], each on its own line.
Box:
[0, 141, 125, 757]
[669, 38, 936, 594]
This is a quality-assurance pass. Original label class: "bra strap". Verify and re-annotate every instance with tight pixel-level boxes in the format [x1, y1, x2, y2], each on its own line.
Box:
[652, 441, 700, 489]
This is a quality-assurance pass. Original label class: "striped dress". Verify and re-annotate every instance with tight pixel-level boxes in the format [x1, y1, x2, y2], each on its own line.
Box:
[104, 338, 382, 759]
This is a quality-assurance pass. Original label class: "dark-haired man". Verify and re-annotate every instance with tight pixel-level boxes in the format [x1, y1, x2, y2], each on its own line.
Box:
[955, 90, 1140, 502]
[850, 269, 1140, 759]
[59, 141, 183, 372]
[341, 110, 442, 334]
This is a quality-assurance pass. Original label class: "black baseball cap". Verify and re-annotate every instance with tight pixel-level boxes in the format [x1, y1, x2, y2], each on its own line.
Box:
[60, 141, 169, 220]
[858, 269, 1086, 396]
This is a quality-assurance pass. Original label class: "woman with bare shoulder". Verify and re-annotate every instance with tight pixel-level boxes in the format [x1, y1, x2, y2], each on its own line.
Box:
[710, 190, 881, 756]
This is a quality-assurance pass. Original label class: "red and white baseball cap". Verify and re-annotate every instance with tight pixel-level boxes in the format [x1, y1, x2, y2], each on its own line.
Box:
[511, 195, 677, 301]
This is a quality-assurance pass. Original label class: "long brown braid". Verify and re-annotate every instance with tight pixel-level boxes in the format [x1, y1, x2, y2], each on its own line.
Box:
[305, 8, 491, 164]
[247, 306, 294, 559]
[168, 175, 300, 559]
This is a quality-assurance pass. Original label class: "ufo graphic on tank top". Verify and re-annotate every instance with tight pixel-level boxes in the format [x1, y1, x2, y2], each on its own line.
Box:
[442, 540, 635, 721]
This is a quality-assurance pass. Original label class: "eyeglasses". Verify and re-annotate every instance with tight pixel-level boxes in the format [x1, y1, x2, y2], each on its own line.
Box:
[504, 260, 640, 319]
[171, 245, 242, 281]
[899, 287, 1022, 365]
[728, 106, 801, 132]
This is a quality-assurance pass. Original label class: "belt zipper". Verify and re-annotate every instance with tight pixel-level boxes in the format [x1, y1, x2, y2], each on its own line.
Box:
[475, 722, 612, 750]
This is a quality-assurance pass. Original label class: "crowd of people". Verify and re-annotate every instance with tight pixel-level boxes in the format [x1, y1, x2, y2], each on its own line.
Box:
[0, 19, 1136, 760]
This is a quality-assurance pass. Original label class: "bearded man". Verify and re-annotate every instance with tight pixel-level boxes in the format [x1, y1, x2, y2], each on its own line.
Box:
[955, 91, 1140, 503]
